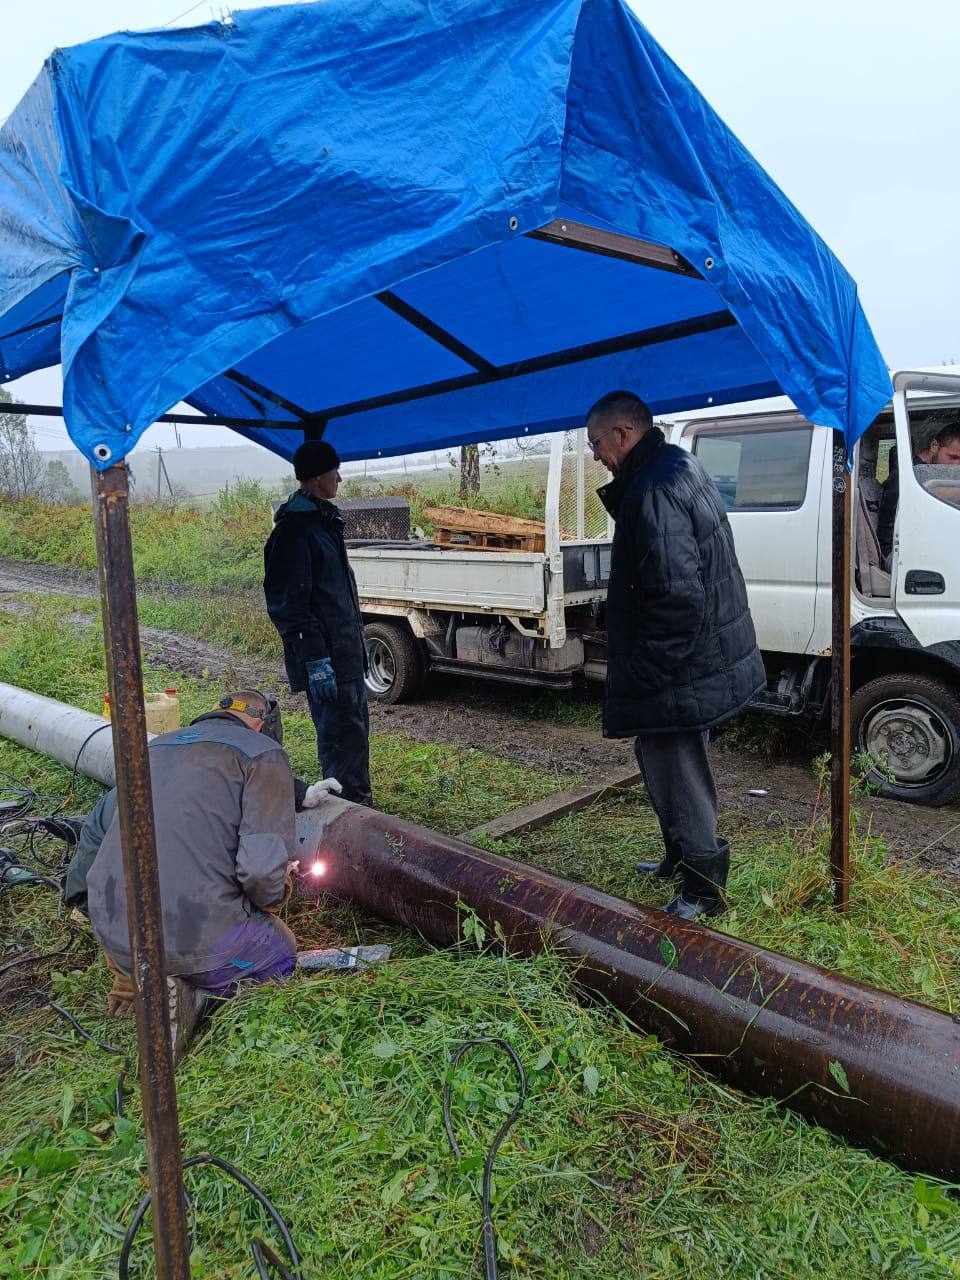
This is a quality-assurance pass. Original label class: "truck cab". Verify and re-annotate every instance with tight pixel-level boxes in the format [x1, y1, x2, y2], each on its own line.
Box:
[671, 370, 960, 805]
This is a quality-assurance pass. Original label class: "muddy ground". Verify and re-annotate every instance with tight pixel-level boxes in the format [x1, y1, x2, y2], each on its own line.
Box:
[2, 556, 958, 884]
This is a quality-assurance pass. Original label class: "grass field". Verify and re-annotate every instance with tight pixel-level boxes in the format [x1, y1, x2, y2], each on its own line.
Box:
[2, 500, 960, 1277]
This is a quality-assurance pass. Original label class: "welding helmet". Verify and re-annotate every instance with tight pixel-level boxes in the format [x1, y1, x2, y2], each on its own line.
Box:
[218, 692, 284, 745]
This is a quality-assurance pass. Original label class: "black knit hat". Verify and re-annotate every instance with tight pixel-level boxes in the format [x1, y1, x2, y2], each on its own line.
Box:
[293, 439, 341, 481]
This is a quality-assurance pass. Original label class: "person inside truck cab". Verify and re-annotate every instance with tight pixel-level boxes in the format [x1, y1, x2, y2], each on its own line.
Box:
[877, 413, 960, 563]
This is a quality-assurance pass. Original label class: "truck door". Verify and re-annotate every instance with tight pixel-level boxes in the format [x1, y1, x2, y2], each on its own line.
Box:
[677, 414, 822, 655]
[890, 372, 960, 648]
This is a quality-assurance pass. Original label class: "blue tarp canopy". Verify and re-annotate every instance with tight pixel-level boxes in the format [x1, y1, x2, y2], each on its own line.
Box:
[0, 0, 891, 469]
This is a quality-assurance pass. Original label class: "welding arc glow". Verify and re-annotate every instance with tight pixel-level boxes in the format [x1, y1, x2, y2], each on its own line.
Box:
[310, 860, 326, 877]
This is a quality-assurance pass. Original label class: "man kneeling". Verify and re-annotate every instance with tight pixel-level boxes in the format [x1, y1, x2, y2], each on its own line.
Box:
[87, 690, 301, 1016]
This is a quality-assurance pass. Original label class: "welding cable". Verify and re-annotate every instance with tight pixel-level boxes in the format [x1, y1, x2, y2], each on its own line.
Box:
[0, 940, 74, 978]
[0, 770, 37, 822]
[118, 1153, 303, 1280]
[251, 1236, 300, 1280]
[0, 851, 63, 896]
[4, 815, 86, 872]
[57, 723, 113, 812]
[443, 1037, 527, 1280]
[47, 1000, 130, 1118]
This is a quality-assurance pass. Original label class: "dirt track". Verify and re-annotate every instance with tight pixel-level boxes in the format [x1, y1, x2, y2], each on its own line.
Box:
[2, 556, 958, 884]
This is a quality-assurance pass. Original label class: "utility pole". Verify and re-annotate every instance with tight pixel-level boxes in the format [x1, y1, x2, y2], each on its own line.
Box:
[155, 446, 175, 503]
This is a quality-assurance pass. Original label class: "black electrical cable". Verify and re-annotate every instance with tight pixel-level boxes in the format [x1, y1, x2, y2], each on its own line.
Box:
[251, 1236, 300, 1280]
[2, 815, 85, 872]
[58, 723, 113, 812]
[0, 770, 38, 821]
[0, 940, 73, 978]
[47, 1000, 130, 1118]
[118, 1154, 303, 1280]
[443, 1038, 527, 1280]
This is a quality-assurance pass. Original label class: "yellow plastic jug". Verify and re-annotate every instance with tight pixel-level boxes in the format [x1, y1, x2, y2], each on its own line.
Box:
[102, 688, 181, 735]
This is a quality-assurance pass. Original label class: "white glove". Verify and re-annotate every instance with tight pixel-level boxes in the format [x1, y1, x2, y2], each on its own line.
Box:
[302, 777, 343, 808]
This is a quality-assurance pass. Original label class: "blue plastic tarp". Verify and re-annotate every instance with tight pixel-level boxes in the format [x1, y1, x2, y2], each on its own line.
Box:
[0, 0, 891, 468]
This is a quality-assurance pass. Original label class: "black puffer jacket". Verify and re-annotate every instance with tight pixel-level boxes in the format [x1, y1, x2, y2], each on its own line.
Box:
[599, 428, 764, 737]
[263, 492, 366, 691]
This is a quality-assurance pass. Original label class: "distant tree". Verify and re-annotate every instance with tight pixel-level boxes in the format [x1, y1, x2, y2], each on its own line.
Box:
[515, 434, 552, 458]
[0, 388, 47, 499]
[45, 458, 80, 504]
[458, 442, 480, 498]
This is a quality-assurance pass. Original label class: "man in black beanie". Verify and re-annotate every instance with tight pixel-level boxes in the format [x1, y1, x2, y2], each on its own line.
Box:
[263, 439, 373, 805]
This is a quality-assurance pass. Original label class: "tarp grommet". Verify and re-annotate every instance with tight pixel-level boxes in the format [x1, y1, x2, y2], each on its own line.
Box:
[93, 443, 112, 461]
[704, 257, 715, 269]
[509, 216, 518, 231]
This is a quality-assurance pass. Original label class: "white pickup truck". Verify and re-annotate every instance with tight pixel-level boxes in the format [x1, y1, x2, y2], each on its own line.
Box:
[349, 370, 960, 806]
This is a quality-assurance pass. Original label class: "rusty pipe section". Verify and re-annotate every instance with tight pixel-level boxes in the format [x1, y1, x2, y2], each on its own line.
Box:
[296, 798, 960, 1181]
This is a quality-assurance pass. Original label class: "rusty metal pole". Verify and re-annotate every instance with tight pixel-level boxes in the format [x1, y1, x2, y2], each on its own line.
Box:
[91, 463, 191, 1280]
[830, 432, 852, 910]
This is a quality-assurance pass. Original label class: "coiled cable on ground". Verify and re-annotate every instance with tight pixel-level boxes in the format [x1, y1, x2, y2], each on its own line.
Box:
[443, 1037, 527, 1280]
[118, 1153, 303, 1280]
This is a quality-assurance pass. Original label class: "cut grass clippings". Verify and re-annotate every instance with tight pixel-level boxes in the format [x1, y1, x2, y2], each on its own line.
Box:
[2, 580, 960, 1274]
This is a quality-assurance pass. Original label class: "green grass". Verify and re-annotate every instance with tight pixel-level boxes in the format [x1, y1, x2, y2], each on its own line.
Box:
[3, 583, 960, 1275]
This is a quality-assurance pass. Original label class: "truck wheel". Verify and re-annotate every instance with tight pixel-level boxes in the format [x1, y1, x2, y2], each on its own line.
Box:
[850, 674, 960, 806]
[364, 622, 426, 704]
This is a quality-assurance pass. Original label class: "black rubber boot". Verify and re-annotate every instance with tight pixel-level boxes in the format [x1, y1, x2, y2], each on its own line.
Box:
[635, 852, 680, 878]
[663, 839, 730, 920]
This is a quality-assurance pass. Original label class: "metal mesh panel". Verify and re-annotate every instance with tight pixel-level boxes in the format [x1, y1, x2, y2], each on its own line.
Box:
[558, 430, 611, 539]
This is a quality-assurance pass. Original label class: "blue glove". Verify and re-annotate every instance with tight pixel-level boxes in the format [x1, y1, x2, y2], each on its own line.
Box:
[306, 657, 338, 705]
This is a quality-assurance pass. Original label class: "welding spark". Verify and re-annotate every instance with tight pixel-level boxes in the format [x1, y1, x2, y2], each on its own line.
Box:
[310, 860, 327, 877]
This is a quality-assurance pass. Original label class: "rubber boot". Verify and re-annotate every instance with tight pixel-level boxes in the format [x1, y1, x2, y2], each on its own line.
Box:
[663, 839, 730, 920]
[635, 840, 682, 879]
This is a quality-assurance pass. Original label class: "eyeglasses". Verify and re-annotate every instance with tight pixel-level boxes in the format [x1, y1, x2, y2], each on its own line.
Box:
[586, 425, 618, 456]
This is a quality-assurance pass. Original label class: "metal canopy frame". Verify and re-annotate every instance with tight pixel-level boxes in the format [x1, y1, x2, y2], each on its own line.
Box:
[0, 215, 857, 1277]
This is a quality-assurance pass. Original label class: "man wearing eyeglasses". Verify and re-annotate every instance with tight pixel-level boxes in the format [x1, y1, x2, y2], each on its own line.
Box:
[588, 391, 764, 920]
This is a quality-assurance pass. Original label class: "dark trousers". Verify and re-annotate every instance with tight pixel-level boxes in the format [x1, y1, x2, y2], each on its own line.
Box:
[633, 730, 722, 869]
[307, 676, 373, 806]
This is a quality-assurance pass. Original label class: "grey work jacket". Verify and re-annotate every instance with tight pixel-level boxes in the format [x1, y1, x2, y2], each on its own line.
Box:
[87, 714, 296, 976]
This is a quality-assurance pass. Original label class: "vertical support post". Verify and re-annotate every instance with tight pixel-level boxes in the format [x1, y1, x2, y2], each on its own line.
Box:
[91, 462, 192, 1280]
[829, 432, 852, 911]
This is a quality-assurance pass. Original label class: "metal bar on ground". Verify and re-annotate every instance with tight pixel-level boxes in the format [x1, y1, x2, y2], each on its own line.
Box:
[90, 463, 192, 1280]
[460, 763, 642, 842]
[830, 432, 852, 910]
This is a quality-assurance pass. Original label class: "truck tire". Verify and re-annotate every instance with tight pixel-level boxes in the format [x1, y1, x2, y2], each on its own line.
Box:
[363, 622, 426, 704]
[850, 674, 960, 806]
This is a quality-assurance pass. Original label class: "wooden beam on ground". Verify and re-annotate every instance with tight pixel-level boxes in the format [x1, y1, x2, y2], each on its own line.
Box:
[460, 763, 643, 843]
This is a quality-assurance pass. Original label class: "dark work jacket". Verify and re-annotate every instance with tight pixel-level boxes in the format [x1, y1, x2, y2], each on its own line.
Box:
[598, 429, 765, 737]
[263, 492, 366, 690]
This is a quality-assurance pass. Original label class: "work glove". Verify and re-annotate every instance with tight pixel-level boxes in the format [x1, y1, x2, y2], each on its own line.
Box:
[104, 953, 136, 1018]
[262, 861, 300, 915]
[306, 657, 338, 705]
[301, 777, 343, 808]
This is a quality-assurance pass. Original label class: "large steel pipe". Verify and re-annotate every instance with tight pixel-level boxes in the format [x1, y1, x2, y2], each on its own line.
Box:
[0, 683, 121, 786]
[295, 800, 960, 1181]
[2, 684, 958, 1179]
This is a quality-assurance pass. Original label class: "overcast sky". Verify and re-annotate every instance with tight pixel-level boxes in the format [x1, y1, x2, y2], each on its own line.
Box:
[2, 0, 958, 450]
